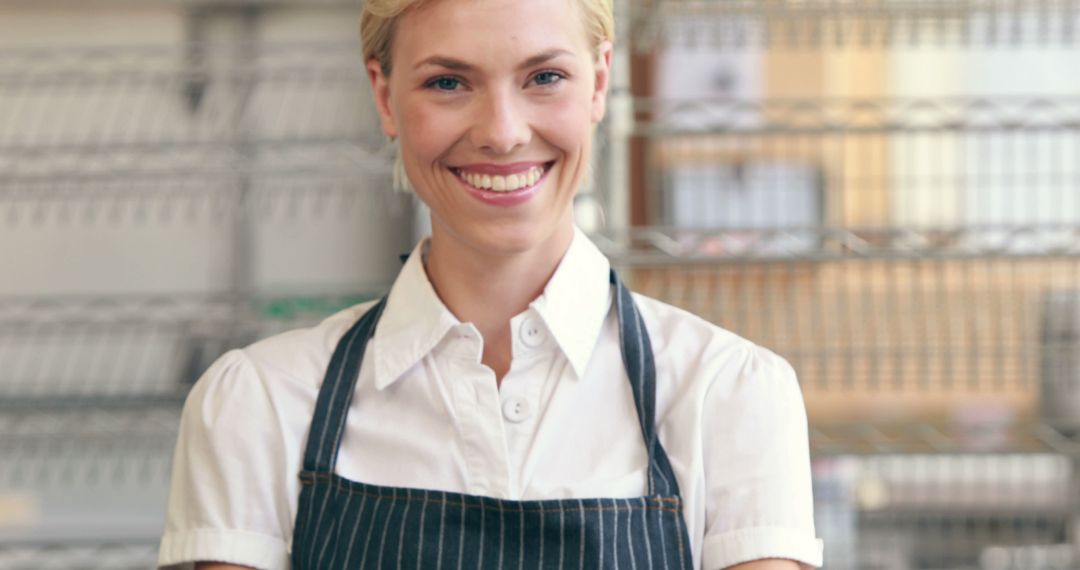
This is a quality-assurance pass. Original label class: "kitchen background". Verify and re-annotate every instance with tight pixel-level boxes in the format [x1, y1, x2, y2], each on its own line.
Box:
[2, 0, 1079, 568]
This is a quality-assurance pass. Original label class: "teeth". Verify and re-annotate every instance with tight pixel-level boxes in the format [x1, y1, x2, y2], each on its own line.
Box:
[455, 165, 547, 193]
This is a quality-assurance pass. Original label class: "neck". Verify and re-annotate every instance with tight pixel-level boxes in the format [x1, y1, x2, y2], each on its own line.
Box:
[424, 219, 575, 383]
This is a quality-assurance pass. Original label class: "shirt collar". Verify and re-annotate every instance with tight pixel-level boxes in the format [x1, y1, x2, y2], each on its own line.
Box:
[372, 226, 612, 389]
[372, 239, 460, 390]
[527, 226, 612, 379]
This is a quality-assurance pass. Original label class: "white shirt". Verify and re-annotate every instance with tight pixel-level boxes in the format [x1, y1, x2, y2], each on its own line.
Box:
[158, 227, 823, 570]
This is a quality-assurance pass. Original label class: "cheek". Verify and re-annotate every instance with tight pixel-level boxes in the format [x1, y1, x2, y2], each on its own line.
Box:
[534, 98, 593, 157]
[399, 101, 462, 163]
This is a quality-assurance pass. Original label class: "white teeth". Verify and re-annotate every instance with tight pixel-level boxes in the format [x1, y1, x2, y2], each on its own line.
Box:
[455, 165, 546, 193]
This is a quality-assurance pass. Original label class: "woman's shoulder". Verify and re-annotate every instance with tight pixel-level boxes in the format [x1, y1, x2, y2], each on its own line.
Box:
[217, 299, 382, 391]
[629, 291, 752, 356]
[629, 291, 798, 394]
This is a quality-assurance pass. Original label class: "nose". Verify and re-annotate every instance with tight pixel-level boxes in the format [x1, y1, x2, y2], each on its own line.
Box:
[470, 87, 531, 155]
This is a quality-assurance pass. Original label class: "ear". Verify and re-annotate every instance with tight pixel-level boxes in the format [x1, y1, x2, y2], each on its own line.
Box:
[366, 58, 399, 139]
[590, 41, 613, 124]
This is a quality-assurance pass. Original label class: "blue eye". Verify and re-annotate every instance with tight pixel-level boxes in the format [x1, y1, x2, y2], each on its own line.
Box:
[427, 76, 462, 91]
[533, 71, 564, 86]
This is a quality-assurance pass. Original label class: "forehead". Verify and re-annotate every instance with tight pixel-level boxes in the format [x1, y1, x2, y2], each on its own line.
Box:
[393, 0, 589, 66]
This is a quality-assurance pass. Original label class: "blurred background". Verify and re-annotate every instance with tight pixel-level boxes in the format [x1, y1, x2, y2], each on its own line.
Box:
[1, 0, 1079, 568]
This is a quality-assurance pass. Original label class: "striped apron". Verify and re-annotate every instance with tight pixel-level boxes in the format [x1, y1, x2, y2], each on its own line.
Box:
[291, 270, 694, 569]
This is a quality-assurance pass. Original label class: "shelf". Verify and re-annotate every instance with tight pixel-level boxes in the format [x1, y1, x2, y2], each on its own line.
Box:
[633, 96, 1080, 136]
[599, 225, 1080, 262]
[623, 0, 1080, 50]
[810, 420, 1080, 455]
[0, 408, 179, 491]
[0, 292, 382, 403]
[0, 543, 160, 570]
[0, 43, 379, 150]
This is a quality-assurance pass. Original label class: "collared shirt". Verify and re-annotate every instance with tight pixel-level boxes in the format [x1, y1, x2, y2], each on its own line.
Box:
[158, 227, 824, 570]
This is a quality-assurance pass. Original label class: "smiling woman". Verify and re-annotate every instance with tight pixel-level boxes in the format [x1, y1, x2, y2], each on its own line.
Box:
[157, 0, 823, 569]
[367, 0, 609, 269]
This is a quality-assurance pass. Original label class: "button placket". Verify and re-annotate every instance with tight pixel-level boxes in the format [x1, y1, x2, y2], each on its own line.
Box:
[447, 359, 510, 498]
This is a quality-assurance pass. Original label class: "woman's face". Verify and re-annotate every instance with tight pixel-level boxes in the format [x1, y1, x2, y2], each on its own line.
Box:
[367, 0, 611, 257]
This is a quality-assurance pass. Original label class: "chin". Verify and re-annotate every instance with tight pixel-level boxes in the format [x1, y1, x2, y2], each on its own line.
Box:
[459, 219, 568, 257]
[474, 225, 547, 255]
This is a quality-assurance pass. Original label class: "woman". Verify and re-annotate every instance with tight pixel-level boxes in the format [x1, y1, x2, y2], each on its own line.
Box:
[158, 0, 823, 568]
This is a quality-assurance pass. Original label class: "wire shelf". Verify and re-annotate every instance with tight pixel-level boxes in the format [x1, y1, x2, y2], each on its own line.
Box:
[0, 291, 382, 405]
[623, 0, 1080, 50]
[0, 543, 160, 570]
[0, 168, 403, 227]
[634, 97, 1080, 136]
[812, 453, 1079, 569]
[811, 420, 1080, 455]
[634, 98, 1080, 250]
[0, 43, 381, 149]
[0, 408, 180, 486]
[600, 225, 1080, 262]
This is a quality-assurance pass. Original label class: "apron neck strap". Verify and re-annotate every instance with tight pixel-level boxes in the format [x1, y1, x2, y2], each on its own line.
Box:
[610, 269, 680, 497]
[301, 298, 387, 475]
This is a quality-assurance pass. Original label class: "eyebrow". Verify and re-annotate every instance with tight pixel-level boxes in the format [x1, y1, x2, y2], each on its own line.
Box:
[413, 48, 575, 72]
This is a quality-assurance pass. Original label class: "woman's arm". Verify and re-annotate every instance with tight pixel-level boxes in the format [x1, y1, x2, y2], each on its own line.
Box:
[699, 346, 823, 569]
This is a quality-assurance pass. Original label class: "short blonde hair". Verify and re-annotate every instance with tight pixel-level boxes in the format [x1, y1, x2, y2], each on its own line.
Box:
[361, 0, 615, 75]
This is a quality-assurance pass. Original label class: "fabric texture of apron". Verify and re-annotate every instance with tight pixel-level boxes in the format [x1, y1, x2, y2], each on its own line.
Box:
[291, 270, 694, 569]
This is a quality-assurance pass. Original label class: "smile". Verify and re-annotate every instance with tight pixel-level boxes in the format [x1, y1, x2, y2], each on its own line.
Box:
[448, 162, 555, 193]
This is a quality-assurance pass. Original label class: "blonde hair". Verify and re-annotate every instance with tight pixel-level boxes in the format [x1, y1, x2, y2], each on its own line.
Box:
[361, 0, 615, 75]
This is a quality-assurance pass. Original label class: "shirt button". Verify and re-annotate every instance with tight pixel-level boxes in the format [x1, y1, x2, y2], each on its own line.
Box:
[519, 318, 547, 348]
[502, 397, 531, 423]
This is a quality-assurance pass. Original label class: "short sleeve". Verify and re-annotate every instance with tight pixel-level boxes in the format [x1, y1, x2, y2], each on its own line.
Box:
[157, 349, 293, 570]
[701, 345, 824, 569]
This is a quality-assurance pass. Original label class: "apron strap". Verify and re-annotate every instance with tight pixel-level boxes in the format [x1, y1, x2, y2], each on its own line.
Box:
[301, 297, 387, 474]
[610, 269, 682, 498]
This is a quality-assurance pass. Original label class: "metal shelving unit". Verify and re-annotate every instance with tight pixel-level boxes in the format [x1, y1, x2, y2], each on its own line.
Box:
[0, 32, 408, 568]
[602, 5, 1080, 560]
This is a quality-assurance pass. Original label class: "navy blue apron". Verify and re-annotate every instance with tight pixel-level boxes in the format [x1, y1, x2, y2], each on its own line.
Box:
[292, 270, 694, 569]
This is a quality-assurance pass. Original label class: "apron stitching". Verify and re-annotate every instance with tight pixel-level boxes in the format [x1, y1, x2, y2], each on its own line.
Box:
[456, 495, 466, 570]
[340, 490, 369, 568]
[415, 492, 428, 570]
[376, 488, 398, 568]
[396, 489, 411, 570]
[358, 493, 385, 569]
[436, 490, 446, 570]
[297, 479, 681, 513]
[322, 491, 352, 567]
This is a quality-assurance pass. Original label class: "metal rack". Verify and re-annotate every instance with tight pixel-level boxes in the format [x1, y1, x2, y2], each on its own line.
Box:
[607, 78, 1080, 570]
[622, 0, 1080, 50]
[0, 43, 394, 225]
[0, 38, 409, 567]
